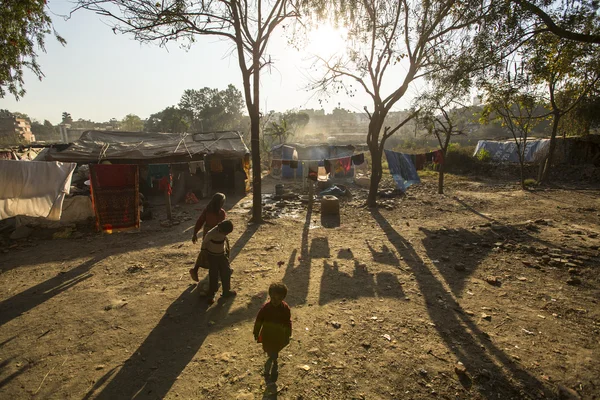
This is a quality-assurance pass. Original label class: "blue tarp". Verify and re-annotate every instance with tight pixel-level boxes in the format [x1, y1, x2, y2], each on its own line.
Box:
[384, 149, 421, 192]
[473, 139, 550, 163]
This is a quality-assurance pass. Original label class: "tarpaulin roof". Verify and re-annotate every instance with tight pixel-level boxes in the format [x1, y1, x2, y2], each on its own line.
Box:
[47, 130, 249, 162]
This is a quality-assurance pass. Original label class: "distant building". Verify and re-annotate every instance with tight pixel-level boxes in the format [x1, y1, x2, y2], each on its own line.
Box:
[0, 112, 36, 143]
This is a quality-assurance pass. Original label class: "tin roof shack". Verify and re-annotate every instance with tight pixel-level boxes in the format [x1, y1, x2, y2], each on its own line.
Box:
[47, 130, 250, 202]
[271, 143, 356, 179]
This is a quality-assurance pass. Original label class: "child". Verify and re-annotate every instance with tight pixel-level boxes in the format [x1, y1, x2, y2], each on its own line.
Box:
[190, 192, 226, 282]
[200, 220, 236, 304]
[253, 283, 292, 383]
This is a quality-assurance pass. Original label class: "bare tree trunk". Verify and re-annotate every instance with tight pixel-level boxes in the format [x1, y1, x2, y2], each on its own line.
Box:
[438, 161, 445, 194]
[539, 111, 561, 184]
[366, 115, 385, 207]
[520, 159, 526, 190]
[368, 145, 382, 207]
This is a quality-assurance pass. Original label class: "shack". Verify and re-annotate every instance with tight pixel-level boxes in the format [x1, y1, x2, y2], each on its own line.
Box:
[47, 130, 250, 201]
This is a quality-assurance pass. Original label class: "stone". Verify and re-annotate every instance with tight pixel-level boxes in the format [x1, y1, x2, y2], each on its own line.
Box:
[541, 255, 551, 263]
[10, 226, 32, 240]
[330, 321, 342, 329]
[568, 268, 579, 275]
[454, 362, 467, 376]
[481, 313, 492, 321]
[558, 384, 581, 400]
[454, 263, 466, 272]
[567, 277, 582, 286]
[484, 276, 501, 286]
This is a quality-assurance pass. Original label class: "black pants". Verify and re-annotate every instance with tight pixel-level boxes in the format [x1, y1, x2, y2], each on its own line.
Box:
[207, 253, 231, 295]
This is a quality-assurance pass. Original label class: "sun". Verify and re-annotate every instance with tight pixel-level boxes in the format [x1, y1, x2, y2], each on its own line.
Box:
[306, 23, 348, 59]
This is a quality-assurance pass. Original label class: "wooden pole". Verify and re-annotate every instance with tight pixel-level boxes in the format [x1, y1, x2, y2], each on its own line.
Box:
[166, 165, 172, 220]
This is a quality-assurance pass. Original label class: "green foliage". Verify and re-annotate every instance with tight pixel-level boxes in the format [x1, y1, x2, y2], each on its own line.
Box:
[62, 112, 73, 124]
[178, 85, 245, 132]
[524, 178, 537, 188]
[476, 148, 491, 162]
[0, 1, 65, 99]
[121, 114, 144, 132]
[145, 106, 189, 133]
[31, 119, 59, 141]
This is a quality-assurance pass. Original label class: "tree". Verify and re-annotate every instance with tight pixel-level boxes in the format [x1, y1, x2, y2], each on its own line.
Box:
[31, 119, 59, 141]
[144, 106, 190, 133]
[61, 112, 73, 124]
[264, 118, 291, 144]
[0, 1, 66, 99]
[525, 31, 600, 183]
[309, 0, 489, 206]
[121, 113, 144, 132]
[76, 0, 300, 223]
[510, 0, 600, 44]
[416, 89, 470, 194]
[282, 110, 309, 135]
[178, 84, 245, 132]
[481, 82, 545, 189]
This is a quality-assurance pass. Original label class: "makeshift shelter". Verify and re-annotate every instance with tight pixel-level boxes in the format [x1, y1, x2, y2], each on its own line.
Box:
[270, 143, 356, 179]
[47, 130, 251, 199]
[473, 136, 600, 166]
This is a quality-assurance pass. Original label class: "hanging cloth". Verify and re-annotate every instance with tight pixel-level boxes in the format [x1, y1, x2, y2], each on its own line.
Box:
[351, 153, 365, 166]
[147, 164, 170, 188]
[308, 162, 319, 181]
[339, 157, 352, 173]
[210, 158, 223, 173]
[0, 160, 77, 221]
[90, 164, 139, 232]
[384, 150, 421, 192]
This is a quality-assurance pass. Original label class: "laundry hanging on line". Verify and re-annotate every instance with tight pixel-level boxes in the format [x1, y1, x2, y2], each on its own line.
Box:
[90, 164, 140, 232]
[384, 150, 421, 192]
[147, 164, 170, 188]
[0, 160, 77, 221]
[189, 161, 205, 174]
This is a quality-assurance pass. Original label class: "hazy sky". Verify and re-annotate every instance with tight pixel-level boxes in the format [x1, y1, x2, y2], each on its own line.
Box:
[1, 1, 420, 125]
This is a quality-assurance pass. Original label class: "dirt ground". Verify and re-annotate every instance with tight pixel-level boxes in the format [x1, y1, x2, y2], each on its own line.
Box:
[1, 174, 599, 400]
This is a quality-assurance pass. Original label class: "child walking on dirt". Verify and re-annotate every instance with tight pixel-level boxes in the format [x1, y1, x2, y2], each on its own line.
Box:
[253, 283, 292, 383]
[201, 220, 236, 305]
[190, 192, 226, 282]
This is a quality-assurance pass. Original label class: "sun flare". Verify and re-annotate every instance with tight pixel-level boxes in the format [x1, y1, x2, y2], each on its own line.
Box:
[306, 23, 348, 59]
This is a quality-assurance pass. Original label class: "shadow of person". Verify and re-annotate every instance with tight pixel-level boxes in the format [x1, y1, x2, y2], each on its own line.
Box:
[318, 260, 376, 305]
[282, 199, 313, 307]
[369, 209, 553, 399]
[262, 382, 278, 400]
[83, 221, 262, 400]
[366, 241, 401, 266]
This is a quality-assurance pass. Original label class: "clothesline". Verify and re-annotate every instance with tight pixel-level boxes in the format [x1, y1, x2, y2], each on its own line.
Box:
[271, 152, 365, 163]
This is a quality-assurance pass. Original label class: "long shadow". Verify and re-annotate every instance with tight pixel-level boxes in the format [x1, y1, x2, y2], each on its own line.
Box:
[420, 227, 495, 295]
[370, 209, 553, 398]
[453, 196, 495, 222]
[318, 260, 405, 305]
[84, 223, 262, 399]
[0, 256, 101, 327]
[282, 199, 312, 307]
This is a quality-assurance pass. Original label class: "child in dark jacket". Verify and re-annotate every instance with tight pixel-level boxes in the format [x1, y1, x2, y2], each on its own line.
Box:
[253, 282, 292, 383]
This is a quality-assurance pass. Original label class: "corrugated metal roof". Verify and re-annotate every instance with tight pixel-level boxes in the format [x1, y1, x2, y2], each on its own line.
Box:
[47, 130, 249, 162]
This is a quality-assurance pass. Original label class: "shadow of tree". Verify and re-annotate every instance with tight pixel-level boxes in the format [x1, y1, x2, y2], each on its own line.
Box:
[318, 260, 405, 305]
[370, 209, 553, 399]
[419, 227, 497, 295]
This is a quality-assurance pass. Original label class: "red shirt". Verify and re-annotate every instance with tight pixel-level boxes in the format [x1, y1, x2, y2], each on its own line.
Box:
[194, 208, 226, 237]
[253, 301, 292, 354]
